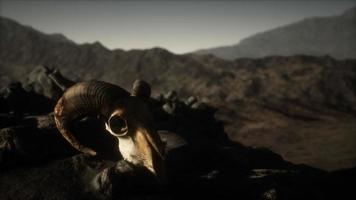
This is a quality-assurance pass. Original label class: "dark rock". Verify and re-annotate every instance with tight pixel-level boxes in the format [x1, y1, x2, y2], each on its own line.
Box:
[0, 124, 75, 168]
[0, 82, 28, 114]
[162, 102, 176, 114]
[158, 130, 187, 151]
[0, 127, 16, 168]
[48, 68, 75, 91]
[184, 96, 197, 106]
[155, 96, 228, 144]
[0, 81, 53, 115]
[23, 65, 74, 101]
[0, 154, 113, 200]
[0, 113, 22, 128]
[92, 160, 160, 198]
[152, 93, 164, 101]
[23, 113, 57, 130]
[0, 113, 121, 170]
[164, 90, 178, 101]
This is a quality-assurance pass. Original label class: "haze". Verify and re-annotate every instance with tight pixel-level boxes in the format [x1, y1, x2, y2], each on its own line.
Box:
[0, 0, 355, 54]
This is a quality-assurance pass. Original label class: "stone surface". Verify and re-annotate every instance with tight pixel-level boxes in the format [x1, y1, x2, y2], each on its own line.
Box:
[0, 82, 355, 199]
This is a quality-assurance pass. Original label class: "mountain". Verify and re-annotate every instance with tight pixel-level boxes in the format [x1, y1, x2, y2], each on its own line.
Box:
[194, 7, 356, 60]
[1, 16, 356, 170]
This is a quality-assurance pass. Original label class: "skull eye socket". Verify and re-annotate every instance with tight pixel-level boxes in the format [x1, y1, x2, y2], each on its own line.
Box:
[108, 115, 128, 136]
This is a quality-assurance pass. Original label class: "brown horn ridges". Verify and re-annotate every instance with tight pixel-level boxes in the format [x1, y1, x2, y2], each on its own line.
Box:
[54, 81, 130, 155]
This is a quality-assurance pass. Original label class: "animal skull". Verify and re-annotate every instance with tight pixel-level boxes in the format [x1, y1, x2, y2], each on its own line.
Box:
[54, 80, 165, 178]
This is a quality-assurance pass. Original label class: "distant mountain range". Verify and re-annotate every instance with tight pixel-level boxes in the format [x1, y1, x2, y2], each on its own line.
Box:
[0, 15, 356, 171]
[194, 7, 356, 60]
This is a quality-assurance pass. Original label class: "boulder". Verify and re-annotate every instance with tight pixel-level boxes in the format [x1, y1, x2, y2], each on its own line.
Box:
[23, 65, 74, 101]
[0, 82, 53, 114]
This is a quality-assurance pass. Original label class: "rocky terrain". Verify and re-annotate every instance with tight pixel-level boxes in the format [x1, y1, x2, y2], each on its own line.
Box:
[0, 73, 355, 200]
[1, 15, 356, 171]
[194, 6, 356, 60]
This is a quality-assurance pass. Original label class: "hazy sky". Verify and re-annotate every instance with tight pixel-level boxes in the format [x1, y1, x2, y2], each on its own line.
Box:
[1, 1, 355, 53]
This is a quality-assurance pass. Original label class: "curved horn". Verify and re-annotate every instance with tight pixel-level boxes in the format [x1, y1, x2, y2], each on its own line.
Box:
[54, 81, 130, 155]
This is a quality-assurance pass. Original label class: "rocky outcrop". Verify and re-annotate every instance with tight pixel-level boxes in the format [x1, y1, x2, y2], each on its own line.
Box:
[0, 82, 53, 114]
[0, 78, 355, 200]
[23, 65, 75, 101]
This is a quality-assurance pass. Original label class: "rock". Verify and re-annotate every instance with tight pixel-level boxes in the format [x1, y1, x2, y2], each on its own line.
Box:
[153, 94, 228, 144]
[23, 65, 61, 100]
[184, 96, 197, 106]
[0, 127, 16, 168]
[0, 82, 53, 115]
[0, 76, 12, 88]
[152, 93, 164, 101]
[92, 160, 160, 198]
[162, 102, 176, 114]
[158, 130, 187, 151]
[23, 113, 56, 130]
[0, 125, 72, 166]
[23, 65, 74, 101]
[48, 68, 75, 91]
[191, 101, 207, 110]
[0, 114, 77, 168]
[0, 113, 22, 128]
[0, 82, 28, 114]
[0, 154, 113, 200]
[164, 90, 178, 101]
